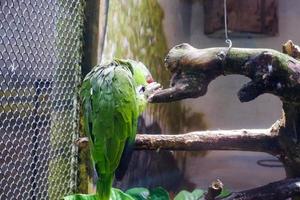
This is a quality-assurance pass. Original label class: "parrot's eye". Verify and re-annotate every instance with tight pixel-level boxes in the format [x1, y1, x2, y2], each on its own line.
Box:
[139, 86, 146, 93]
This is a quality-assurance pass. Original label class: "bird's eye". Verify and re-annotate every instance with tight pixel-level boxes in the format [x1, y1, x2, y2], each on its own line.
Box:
[139, 86, 146, 93]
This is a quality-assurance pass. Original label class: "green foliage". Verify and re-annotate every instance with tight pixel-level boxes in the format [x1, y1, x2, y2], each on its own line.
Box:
[112, 188, 136, 200]
[148, 187, 170, 200]
[174, 189, 204, 200]
[217, 187, 231, 199]
[64, 187, 210, 200]
[63, 188, 134, 200]
[125, 187, 150, 200]
[125, 187, 170, 200]
[63, 194, 99, 200]
[63, 187, 170, 200]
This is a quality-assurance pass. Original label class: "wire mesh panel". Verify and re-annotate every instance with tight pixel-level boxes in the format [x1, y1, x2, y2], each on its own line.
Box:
[0, 0, 85, 199]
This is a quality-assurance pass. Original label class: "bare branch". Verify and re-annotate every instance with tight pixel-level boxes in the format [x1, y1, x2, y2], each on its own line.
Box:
[134, 129, 280, 154]
[76, 128, 280, 154]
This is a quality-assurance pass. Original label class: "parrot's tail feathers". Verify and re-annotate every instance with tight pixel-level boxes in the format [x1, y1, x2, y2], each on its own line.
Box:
[115, 139, 134, 181]
[96, 173, 114, 200]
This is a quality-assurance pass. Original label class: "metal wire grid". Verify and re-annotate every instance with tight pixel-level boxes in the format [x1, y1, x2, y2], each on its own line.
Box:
[0, 0, 85, 199]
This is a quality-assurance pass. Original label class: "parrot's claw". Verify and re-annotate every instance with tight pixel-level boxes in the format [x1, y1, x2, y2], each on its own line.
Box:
[144, 82, 162, 99]
[147, 84, 194, 103]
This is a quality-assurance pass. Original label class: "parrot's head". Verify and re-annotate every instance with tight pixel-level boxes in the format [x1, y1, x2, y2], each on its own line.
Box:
[128, 60, 161, 98]
[115, 59, 161, 99]
[129, 60, 154, 86]
[114, 58, 154, 85]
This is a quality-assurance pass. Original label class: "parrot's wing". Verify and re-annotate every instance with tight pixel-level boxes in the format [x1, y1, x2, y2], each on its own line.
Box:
[80, 63, 139, 177]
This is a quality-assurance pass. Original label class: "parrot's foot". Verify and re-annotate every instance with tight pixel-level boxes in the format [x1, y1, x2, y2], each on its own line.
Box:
[145, 81, 162, 100]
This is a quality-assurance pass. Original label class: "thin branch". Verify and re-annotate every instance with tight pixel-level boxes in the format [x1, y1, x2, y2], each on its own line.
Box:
[76, 128, 280, 154]
[217, 178, 300, 200]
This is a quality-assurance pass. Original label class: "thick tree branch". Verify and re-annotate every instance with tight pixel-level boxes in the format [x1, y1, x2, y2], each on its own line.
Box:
[217, 178, 300, 200]
[148, 43, 300, 103]
[76, 127, 281, 154]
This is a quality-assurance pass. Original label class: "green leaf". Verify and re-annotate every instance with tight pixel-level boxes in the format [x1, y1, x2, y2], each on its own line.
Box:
[63, 194, 99, 200]
[125, 187, 150, 200]
[111, 188, 135, 200]
[217, 187, 231, 198]
[149, 187, 170, 200]
[174, 189, 205, 200]
[63, 188, 135, 200]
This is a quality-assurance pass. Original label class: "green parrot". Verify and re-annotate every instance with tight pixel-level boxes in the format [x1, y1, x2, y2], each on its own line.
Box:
[80, 59, 160, 200]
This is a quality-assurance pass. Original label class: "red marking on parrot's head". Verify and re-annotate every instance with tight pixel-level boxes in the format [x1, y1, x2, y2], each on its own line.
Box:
[146, 75, 154, 84]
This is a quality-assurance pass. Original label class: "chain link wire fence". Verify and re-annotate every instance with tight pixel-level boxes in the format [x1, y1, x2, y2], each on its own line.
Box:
[0, 0, 85, 199]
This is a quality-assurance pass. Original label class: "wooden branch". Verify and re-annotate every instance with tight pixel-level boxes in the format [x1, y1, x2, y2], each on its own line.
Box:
[147, 41, 300, 178]
[217, 178, 300, 200]
[135, 129, 279, 154]
[205, 179, 224, 200]
[148, 43, 300, 103]
[76, 128, 280, 154]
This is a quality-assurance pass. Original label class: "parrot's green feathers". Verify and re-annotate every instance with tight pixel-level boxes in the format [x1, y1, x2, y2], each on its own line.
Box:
[80, 59, 151, 200]
[114, 58, 152, 86]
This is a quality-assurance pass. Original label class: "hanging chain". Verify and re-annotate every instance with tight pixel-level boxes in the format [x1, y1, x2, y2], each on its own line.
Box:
[224, 0, 232, 50]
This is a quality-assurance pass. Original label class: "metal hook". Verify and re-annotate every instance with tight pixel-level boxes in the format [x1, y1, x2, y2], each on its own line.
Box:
[225, 39, 232, 49]
[224, 0, 232, 51]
